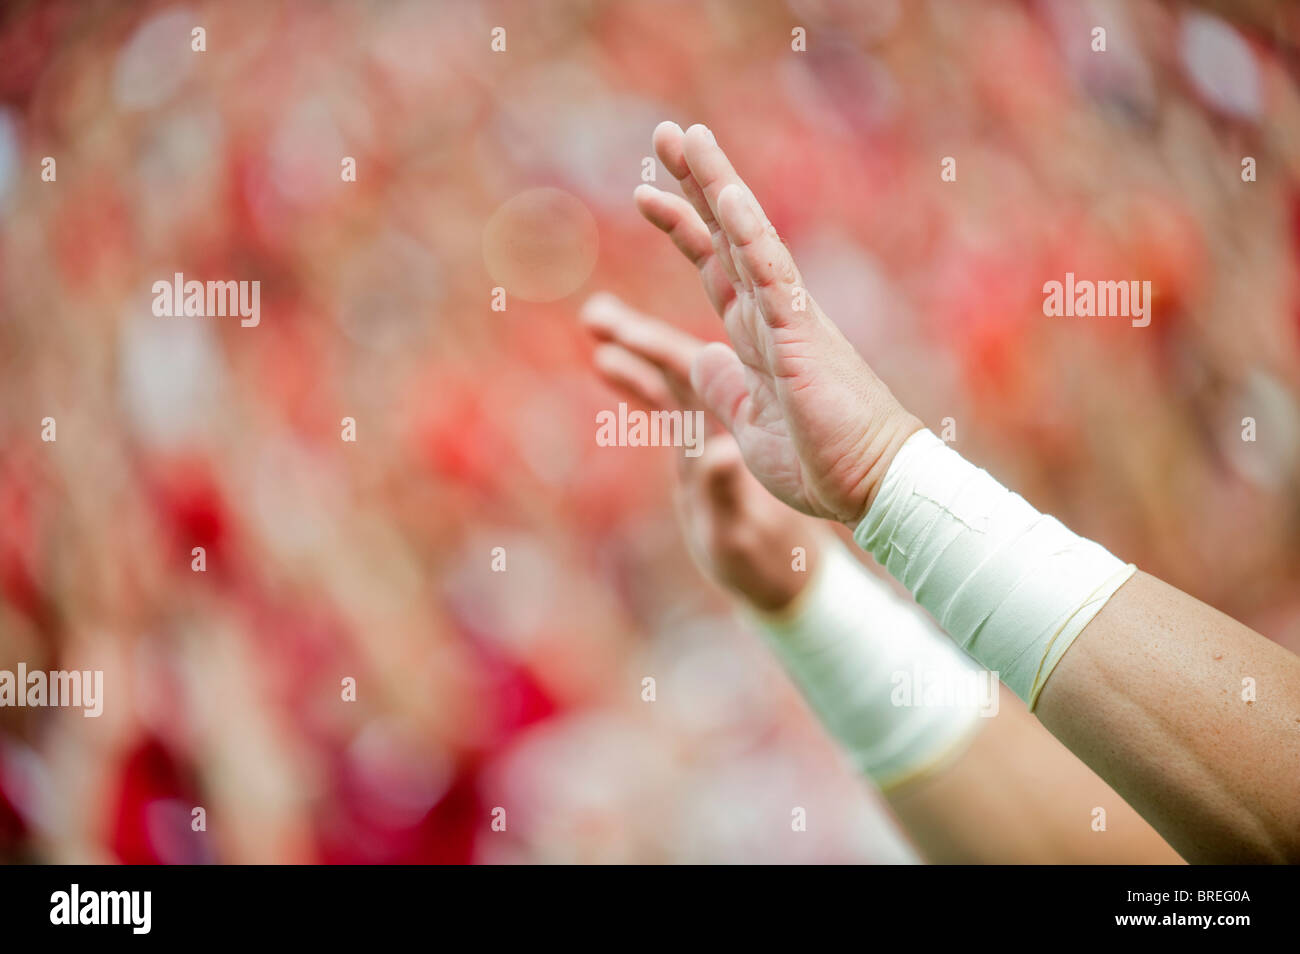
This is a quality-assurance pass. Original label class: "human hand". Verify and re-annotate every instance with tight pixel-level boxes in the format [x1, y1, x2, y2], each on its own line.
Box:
[581, 292, 827, 612]
[634, 122, 922, 524]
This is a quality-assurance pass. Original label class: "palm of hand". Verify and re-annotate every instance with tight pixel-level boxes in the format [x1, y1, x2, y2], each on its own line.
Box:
[713, 283, 885, 523]
[637, 121, 914, 525]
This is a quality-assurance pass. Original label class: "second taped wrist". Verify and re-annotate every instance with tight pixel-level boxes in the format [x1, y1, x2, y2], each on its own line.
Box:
[751, 543, 984, 790]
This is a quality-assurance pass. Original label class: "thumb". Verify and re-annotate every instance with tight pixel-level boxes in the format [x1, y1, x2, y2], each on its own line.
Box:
[690, 341, 748, 433]
[696, 435, 746, 513]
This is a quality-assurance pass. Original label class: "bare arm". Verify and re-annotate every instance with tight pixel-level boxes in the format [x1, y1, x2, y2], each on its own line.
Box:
[1036, 573, 1300, 863]
[632, 121, 1300, 862]
[890, 684, 1183, 864]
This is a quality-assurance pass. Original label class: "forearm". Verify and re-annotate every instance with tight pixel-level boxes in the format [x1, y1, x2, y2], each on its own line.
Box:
[855, 429, 1300, 862]
[889, 686, 1184, 864]
[748, 540, 1180, 863]
[1035, 572, 1300, 863]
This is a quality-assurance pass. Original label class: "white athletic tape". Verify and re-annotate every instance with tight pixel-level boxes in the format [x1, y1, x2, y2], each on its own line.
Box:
[854, 429, 1136, 708]
[751, 542, 985, 791]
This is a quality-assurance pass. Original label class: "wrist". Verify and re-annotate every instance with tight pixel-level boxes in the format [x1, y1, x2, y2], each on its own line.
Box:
[851, 427, 1135, 707]
[746, 540, 984, 789]
[846, 409, 926, 527]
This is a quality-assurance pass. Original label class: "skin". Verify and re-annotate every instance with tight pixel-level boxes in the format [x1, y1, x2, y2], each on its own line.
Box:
[889, 681, 1185, 864]
[628, 121, 1300, 863]
[581, 294, 1182, 864]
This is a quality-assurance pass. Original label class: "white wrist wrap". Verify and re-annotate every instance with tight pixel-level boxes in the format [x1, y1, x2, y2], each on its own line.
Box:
[752, 543, 983, 791]
[854, 429, 1136, 708]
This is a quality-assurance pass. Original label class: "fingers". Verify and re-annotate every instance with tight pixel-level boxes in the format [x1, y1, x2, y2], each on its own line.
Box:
[681, 124, 749, 229]
[653, 121, 743, 293]
[632, 185, 712, 267]
[645, 121, 812, 365]
[591, 343, 673, 411]
[580, 293, 701, 387]
[654, 121, 719, 232]
[690, 341, 749, 434]
[682, 122, 808, 330]
[716, 183, 805, 328]
[634, 183, 737, 315]
[657, 122, 811, 331]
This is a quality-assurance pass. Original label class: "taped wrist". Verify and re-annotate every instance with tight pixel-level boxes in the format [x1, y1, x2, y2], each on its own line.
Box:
[751, 542, 984, 791]
[854, 429, 1136, 708]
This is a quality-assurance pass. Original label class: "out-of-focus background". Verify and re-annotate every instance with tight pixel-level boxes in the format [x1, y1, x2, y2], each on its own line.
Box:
[0, 0, 1298, 863]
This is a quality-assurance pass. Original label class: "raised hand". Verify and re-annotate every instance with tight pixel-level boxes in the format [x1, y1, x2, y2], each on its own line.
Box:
[581, 292, 828, 611]
[634, 122, 922, 524]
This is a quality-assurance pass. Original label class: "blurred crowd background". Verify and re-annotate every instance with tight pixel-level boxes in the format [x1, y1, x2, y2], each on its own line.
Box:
[1, 0, 1298, 863]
